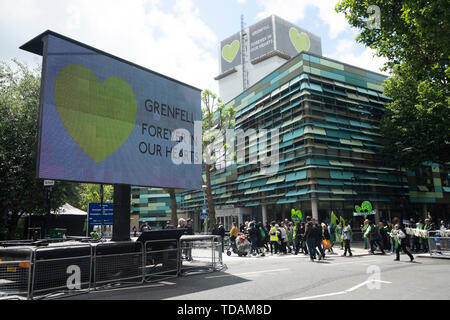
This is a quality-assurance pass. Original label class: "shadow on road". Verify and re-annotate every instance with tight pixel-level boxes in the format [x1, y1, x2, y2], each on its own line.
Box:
[62, 271, 251, 300]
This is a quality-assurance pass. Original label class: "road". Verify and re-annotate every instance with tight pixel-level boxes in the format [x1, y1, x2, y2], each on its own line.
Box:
[64, 245, 450, 301]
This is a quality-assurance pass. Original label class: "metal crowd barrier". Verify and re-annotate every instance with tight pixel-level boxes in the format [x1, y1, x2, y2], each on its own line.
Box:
[179, 235, 225, 276]
[0, 247, 33, 299]
[427, 230, 450, 258]
[144, 239, 180, 282]
[93, 242, 144, 289]
[30, 244, 92, 299]
[0, 235, 226, 299]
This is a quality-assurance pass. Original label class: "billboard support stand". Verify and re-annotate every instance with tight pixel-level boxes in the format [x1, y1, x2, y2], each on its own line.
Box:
[100, 184, 104, 237]
[112, 184, 131, 242]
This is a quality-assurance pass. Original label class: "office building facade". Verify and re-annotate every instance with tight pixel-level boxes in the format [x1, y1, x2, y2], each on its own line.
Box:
[180, 51, 450, 229]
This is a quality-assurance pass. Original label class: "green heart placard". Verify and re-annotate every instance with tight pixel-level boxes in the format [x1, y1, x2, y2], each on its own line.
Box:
[222, 40, 240, 63]
[54, 64, 137, 163]
[289, 27, 310, 53]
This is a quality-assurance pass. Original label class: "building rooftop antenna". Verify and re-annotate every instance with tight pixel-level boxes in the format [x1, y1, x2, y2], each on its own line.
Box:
[241, 14, 249, 90]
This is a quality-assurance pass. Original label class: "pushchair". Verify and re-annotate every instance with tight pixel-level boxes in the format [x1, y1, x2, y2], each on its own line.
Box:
[225, 236, 237, 256]
[234, 234, 251, 257]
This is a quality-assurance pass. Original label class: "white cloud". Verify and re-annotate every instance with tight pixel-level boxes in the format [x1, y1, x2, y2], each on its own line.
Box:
[0, 0, 219, 93]
[255, 0, 353, 39]
[330, 40, 389, 76]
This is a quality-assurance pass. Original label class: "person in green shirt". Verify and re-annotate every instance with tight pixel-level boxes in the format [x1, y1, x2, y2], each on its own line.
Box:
[361, 219, 369, 249]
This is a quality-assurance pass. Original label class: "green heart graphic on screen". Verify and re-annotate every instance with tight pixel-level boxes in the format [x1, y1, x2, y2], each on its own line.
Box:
[289, 27, 310, 53]
[54, 64, 137, 163]
[222, 40, 240, 63]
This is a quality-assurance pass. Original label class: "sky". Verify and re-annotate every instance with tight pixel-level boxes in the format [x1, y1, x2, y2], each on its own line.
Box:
[0, 0, 388, 94]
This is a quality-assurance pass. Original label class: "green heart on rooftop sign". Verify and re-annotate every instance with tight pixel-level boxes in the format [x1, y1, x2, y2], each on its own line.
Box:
[54, 64, 137, 163]
[222, 40, 240, 63]
[289, 27, 311, 53]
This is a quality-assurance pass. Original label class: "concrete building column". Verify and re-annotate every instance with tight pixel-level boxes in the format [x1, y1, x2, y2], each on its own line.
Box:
[423, 204, 428, 219]
[374, 203, 380, 223]
[262, 205, 268, 226]
[311, 199, 319, 221]
[238, 212, 244, 228]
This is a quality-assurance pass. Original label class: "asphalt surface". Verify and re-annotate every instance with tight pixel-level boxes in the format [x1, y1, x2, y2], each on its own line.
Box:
[63, 244, 450, 301]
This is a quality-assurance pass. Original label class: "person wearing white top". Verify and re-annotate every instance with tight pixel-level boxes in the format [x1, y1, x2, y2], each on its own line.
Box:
[390, 224, 414, 262]
[342, 222, 352, 257]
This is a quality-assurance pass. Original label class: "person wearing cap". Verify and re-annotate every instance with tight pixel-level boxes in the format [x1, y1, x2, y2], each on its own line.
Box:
[177, 218, 186, 228]
[390, 224, 414, 262]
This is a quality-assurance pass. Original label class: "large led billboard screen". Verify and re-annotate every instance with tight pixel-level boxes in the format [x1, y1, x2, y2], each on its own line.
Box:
[21, 31, 202, 190]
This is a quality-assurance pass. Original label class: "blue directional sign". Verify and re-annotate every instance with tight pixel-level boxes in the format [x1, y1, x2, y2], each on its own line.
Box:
[200, 204, 208, 219]
[88, 202, 114, 226]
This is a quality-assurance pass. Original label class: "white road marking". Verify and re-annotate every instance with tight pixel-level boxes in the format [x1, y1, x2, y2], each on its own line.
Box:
[292, 279, 392, 300]
[293, 291, 347, 300]
[158, 281, 176, 285]
[345, 280, 392, 293]
[205, 268, 290, 279]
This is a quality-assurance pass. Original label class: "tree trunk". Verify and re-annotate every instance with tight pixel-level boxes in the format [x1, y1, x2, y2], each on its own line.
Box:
[205, 164, 216, 232]
[168, 188, 178, 226]
[7, 212, 20, 240]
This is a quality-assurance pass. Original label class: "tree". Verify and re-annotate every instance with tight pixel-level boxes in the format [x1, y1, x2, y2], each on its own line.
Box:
[77, 184, 114, 211]
[168, 188, 178, 227]
[0, 60, 80, 239]
[336, 0, 450, 169]
[381, 63, 449, 169]
[201, 89, 235, 231]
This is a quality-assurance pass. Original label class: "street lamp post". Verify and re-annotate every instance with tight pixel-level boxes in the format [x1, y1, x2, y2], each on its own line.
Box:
[351, 175, 360, 220]
[202, 184, 207, 234]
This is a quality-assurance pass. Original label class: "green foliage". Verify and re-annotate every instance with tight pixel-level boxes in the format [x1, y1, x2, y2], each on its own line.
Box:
[336, 0, 450, 169]
[336, 0, 449, 74]
[201, 89, 236, 163]
[201, 89, 235, 230]
[381, 63, 450, 168]
[77, 184, 114, 211]
[0, 60, 81, 237]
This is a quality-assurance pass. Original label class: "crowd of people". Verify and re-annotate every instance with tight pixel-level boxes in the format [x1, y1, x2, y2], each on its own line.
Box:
[228, 216, 354, 262]
[360, 217, 447, 256]
[227, 216, 448, 263]
[135, 215, 448, 263]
